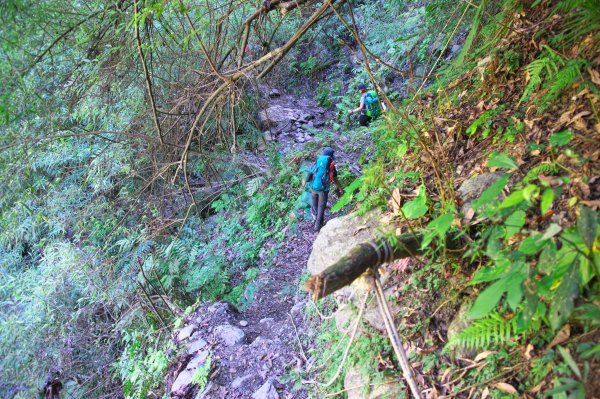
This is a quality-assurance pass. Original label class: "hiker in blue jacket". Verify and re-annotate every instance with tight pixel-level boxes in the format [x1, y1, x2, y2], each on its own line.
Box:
[347, 84, 382, 127]
[305, 147, 343, 232]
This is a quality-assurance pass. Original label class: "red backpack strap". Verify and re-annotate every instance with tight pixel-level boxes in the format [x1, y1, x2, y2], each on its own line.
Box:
[329, 160, 335, 182]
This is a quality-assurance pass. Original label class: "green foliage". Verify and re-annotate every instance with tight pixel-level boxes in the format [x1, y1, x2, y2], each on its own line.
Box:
[466, 165, 599, 334]
[466, 106, 505, 138]
[117, 330, 171, 399]
[522, 163, 560, 183]
[315, 81, 342, 108]
[445, 313, 517, 350]
[299, 56, 318, 75]
[191, 354, 212, 391]
[520, 48, 562, 103]
[520, 47, 587, 109]
[402, 184, 429, 219]
[551, 0, 600, 49]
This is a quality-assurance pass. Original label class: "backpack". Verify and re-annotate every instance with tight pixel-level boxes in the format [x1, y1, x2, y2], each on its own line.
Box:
[364, 90, 381, 118]
[310, 155, 334, 192]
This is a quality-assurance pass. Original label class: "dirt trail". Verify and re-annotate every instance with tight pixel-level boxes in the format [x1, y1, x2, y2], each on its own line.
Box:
[167, 89, 363, 399]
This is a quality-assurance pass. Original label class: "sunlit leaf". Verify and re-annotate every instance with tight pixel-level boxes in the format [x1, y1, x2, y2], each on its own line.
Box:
[472, 173, 510, 210]
[541, 188, 555, 214]
[469, 278, 508, 319]
[519, 233, 548, 255]
[402, 184, 428, 219]
[487, 152, 518, 170]
[549, 130, 573, 146]
[557, 346, 582, 379]
[504, 210, 526, 238]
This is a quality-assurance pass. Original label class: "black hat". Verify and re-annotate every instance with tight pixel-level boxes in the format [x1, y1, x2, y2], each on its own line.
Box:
[322, 147, 335, 157]
[357, 83, 367, 91]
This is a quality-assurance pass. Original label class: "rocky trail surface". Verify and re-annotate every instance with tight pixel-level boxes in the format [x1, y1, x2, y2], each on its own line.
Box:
[164, 88, 363, 399]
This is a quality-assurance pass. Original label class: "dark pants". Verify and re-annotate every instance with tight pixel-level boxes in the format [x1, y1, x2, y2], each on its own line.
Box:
[311, 189, 329, 232]
[359, 114, 372, 127]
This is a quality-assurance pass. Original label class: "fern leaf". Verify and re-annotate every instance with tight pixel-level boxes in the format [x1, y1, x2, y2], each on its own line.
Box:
[245, 176, 265, 197]
[544, 59, 586, 102]
[523, 163, 560, 183]
[445, 313, 517, 351]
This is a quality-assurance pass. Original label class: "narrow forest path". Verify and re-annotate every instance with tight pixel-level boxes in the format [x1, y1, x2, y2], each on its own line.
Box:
[166, 89, 364, 399]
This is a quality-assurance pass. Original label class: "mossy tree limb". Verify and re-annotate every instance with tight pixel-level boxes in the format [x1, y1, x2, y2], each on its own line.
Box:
[304, 232, 463, 300]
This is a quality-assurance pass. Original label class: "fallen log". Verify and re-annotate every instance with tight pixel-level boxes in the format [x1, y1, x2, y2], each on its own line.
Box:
[304, 232, 463, 300]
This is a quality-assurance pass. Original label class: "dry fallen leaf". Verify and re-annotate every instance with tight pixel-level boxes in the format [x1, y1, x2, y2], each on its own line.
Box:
[492, 382, 517, 394]
[569, 110, 590, 125]
[529, 381, 545, 393]
[523, 343, 534, 360]
[481, 387, 490, 399]
[463, 207, 476, 224]
[580, 199, 600, 210]
[474, 350, 497, 362]
[589, 67, 600, 86]
[549, 324, 570, 349]
[426, 385, 439, 399]
[390, 188, 402, 213]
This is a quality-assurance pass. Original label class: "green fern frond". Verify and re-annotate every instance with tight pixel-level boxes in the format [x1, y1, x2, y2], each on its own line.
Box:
[554, 0, 600, 48]
[553, 0, 584, 12]
[544, 59, 587, 102]
[245, 176, 265, 197]
[523, 163, 560, 183]
[520, 49, 563, 103]
[445, 313, 517, 351]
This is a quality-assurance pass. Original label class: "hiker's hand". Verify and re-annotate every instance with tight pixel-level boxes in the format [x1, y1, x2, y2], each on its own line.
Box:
[337, 188, 343, 197]
[347, 109, 353, 115]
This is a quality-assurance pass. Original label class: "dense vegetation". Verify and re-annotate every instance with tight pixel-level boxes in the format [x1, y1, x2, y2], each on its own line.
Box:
[0, 0, 598, 398]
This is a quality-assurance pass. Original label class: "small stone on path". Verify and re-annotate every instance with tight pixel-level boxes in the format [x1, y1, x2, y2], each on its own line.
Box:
[252, 380, 279, 399]
[187, 338, 207, 353]
[231, 373, 256, 389]
[171, 350, 210, 395]
[214, 324, 246, 346]
[177, 324, 197, 342]
[239, 320, 249, 327]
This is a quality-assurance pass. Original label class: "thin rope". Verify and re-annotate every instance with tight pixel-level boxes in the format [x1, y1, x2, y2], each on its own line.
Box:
[321, 291, 369, 387]
[373, 270, 422, 399]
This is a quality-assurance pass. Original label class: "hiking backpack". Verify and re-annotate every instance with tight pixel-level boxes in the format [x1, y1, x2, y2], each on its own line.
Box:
[365, 90, 381, 118]
[310, 155, 334, 192]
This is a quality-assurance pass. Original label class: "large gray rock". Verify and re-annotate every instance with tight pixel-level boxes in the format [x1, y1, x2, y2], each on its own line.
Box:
[344, 366, 403, 399]
[252, 380, 279, 399]
[307, 209, 385, 276]
[363, 298, 401, 333]
[214, 324, 245, 346]
[368, 379, 405, 398]
[335, 304, 357, 335]
[257, 105, 300, 129]
[171, 350, 210, 396]
[446, 301, 476, 359]
[344, 367, 369, 399]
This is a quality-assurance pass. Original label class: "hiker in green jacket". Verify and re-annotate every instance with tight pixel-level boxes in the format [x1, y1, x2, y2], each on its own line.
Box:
[347, 83, 382, 127]
[305, 147, 343, 232]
